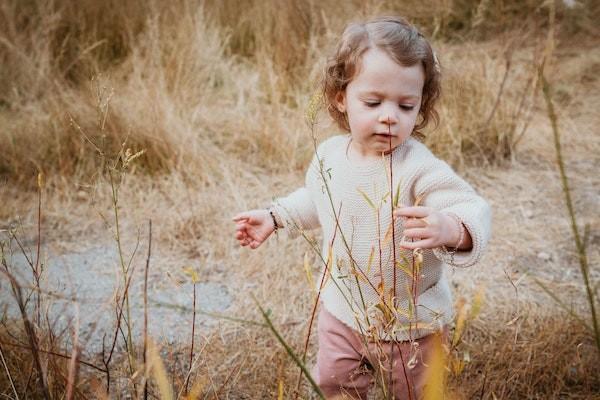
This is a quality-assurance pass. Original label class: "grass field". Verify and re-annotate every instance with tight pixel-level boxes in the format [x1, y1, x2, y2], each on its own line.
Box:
[1, 0, 599, 398]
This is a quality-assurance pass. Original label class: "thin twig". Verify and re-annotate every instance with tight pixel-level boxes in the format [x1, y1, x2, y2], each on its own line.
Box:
[294, 203, 342, 398]
[143, 219, 152, 400]
[0, 339, 106, 373]
[0, 268, 50, 399]
[0, 342, 19, 400]
[184, 281, 197, 395]
[34, 172, 43, 327]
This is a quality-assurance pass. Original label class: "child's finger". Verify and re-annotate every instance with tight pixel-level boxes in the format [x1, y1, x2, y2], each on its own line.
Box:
[232, 214, 248, 222]
[401, 218, 428, 229]
[402, 228, 430, 239]
[394, 206, 430, 218]
[400, 238, 434, 250]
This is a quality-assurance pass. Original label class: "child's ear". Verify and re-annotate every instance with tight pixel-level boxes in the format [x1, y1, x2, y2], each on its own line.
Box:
[334, 91, 346, 113]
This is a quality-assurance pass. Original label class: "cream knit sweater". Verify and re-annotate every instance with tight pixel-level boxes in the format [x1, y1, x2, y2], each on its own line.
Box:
[273, 135, 491, 341]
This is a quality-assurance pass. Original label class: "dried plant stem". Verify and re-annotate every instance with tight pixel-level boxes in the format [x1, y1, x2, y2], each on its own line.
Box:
[481, 55, 511, 133]
[294, 203, 341, 398]
[109, 170, 136, 371]
[254, 296, 325, 399]
[387, 128, 414, 400]
[184, 281, 197, 395]
[65, 335, 81, 400]
[540, 71, 600, 353]
[143, 219, 152, 400]
[0, 342, 19, 400]
[0, 339, 106, 372]
[0, 267, 50, 400]
[34, 173, 43, 327]
[102, 253, 140, 392]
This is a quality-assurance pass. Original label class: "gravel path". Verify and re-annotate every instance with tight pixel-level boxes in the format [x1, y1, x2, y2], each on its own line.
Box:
[1, 242, 231, 354]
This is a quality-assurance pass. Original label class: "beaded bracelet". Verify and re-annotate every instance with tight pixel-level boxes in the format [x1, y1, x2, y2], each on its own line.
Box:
[267, 208, 280, 231]
[442, 213, 465, 259]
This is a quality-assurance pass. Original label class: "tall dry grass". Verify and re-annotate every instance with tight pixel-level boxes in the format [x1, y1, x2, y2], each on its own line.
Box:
[1, 0, 597, 187]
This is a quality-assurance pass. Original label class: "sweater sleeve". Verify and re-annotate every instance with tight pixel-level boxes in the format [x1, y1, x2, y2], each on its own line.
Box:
[411, 157, 492, 268]
[271, 152, 321, 239]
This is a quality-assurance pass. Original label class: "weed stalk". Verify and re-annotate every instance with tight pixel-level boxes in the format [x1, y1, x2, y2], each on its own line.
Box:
[540, 70, 600, 353]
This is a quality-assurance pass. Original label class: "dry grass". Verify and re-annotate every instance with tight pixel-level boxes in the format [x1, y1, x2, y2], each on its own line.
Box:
[2, 0, 597, 186]
[1, 0, 600, 399]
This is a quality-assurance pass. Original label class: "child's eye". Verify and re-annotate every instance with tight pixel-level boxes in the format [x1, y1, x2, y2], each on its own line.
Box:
[399, 105, 415, 111]
[364, 101, 380, 108]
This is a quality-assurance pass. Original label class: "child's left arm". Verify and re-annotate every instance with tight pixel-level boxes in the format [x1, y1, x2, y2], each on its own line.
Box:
[393, 160, 492, 268]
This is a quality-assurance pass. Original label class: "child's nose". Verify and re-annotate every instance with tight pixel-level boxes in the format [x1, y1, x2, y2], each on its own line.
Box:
[378, 103, 399, 124]
[378, 112, 398, 125]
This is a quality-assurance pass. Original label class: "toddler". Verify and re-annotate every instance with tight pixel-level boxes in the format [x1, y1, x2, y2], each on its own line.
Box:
[233, 16, 491, 399]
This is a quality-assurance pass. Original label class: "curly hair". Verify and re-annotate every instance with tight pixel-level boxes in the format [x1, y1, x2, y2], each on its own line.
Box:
[323, 16, 441, 138]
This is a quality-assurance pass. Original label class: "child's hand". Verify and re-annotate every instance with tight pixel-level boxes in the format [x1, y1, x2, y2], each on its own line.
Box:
[232, 209, 275, 249]
[393, 206, 464, 250]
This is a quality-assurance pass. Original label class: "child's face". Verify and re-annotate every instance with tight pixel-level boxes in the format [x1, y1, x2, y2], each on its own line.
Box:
[336, 47, 424, 158]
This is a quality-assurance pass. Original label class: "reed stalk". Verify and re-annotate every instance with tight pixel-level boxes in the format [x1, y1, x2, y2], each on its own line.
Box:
[539, 70, 600, 353]
[143, 219, 152, 400]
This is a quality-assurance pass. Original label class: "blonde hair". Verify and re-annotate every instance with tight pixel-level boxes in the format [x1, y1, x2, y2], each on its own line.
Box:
[323, 16, 441, 138]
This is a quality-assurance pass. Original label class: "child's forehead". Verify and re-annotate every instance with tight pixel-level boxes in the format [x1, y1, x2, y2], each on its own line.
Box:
[350, 50, 425, 97]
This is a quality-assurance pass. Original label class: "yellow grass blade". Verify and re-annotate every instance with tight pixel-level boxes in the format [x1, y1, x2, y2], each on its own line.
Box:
[304, 252, 315, 292]
[381, 190, 390, 204]
[452, 298, 468, 347]
[382, 221, 394, 245]
[183, 266, 200, 284]
[393, 181, 401, 208]
[366, 247, 375, 274]
[423, 334, 447, 400]
[471, 285, 486, 319]
[148, 340, 174, 400]
[356, 187, 376, 210]
[37, 172, 45, 189]
[322, 244, 333, 288]
[393, 321, 434, 333]
[395, 260, 414, 279]
[184, 376, 207, 400]
[278, 378, 284, 400]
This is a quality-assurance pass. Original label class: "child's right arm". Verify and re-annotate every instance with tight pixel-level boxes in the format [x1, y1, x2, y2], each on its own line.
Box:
[232, 209, 279, 249]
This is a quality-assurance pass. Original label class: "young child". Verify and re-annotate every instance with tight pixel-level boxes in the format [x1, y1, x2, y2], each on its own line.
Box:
[233, 16, 491, 399]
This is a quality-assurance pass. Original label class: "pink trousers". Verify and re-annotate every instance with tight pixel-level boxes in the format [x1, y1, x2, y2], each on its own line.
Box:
[312, 305, 447, 400]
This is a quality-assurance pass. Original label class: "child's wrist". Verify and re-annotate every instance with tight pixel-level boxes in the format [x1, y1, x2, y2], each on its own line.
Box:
[442, 212, 464, 251]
